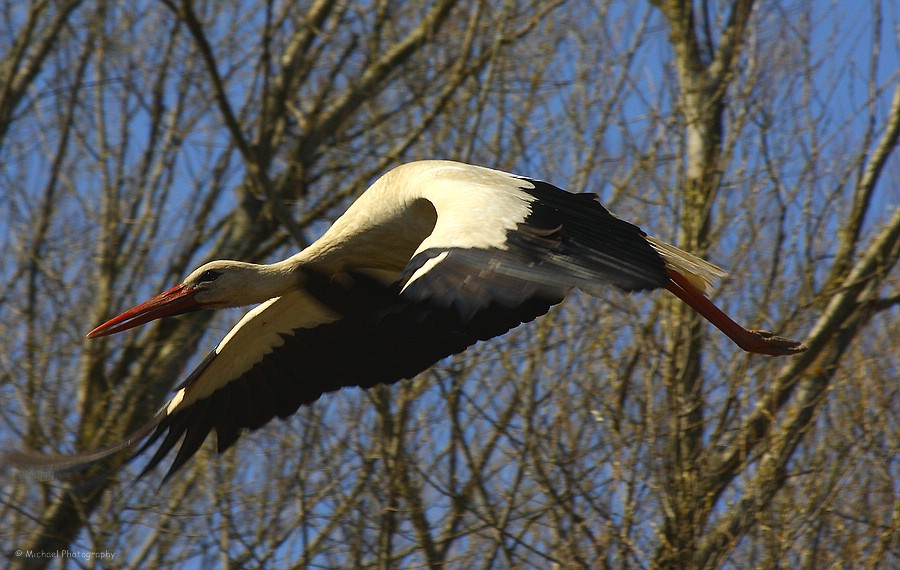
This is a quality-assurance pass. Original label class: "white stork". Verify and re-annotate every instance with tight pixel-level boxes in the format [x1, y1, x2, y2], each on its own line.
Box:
[5, 160, 805, 482]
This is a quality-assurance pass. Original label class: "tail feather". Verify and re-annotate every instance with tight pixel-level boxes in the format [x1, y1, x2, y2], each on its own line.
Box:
[645, 236, 727, 295]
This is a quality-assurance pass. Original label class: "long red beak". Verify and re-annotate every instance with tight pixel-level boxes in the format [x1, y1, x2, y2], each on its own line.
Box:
[86, 283, 202, 339]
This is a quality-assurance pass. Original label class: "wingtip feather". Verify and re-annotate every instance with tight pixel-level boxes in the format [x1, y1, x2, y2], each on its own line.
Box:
[1, 410, 165, 484]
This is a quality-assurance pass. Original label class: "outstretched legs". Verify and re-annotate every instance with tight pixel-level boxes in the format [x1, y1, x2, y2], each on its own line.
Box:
[665, 269, 806, 356]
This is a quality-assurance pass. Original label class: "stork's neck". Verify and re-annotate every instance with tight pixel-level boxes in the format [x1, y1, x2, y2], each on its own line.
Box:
[247, 259, 304, 303]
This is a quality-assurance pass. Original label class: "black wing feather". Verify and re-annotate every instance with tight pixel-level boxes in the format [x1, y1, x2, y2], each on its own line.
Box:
[514, 178, 668, 292]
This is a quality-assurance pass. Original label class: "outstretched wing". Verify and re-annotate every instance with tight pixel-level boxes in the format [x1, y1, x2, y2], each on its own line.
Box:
[143, 271, 561, 481]
[403, 176, 669, 313]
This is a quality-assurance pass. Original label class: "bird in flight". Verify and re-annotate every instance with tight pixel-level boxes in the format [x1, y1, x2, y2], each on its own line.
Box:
[5, 160, 806, 482]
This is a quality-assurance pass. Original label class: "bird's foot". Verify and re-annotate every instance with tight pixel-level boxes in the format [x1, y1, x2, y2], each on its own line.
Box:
[744, 330, 808, 356]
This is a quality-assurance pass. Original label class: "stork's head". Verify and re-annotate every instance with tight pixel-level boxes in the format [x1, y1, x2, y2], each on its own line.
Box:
[86, 260, 283, 339]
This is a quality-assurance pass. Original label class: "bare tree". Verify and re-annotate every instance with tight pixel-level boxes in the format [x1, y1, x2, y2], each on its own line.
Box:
[1, 1, 898, 569]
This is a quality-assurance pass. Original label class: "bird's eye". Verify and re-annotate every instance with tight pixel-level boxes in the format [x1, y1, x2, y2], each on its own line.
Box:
[197, 269, 222, 284]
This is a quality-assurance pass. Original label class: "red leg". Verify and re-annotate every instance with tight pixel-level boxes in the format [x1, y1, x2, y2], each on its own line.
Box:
[664, 269, 806, 356]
